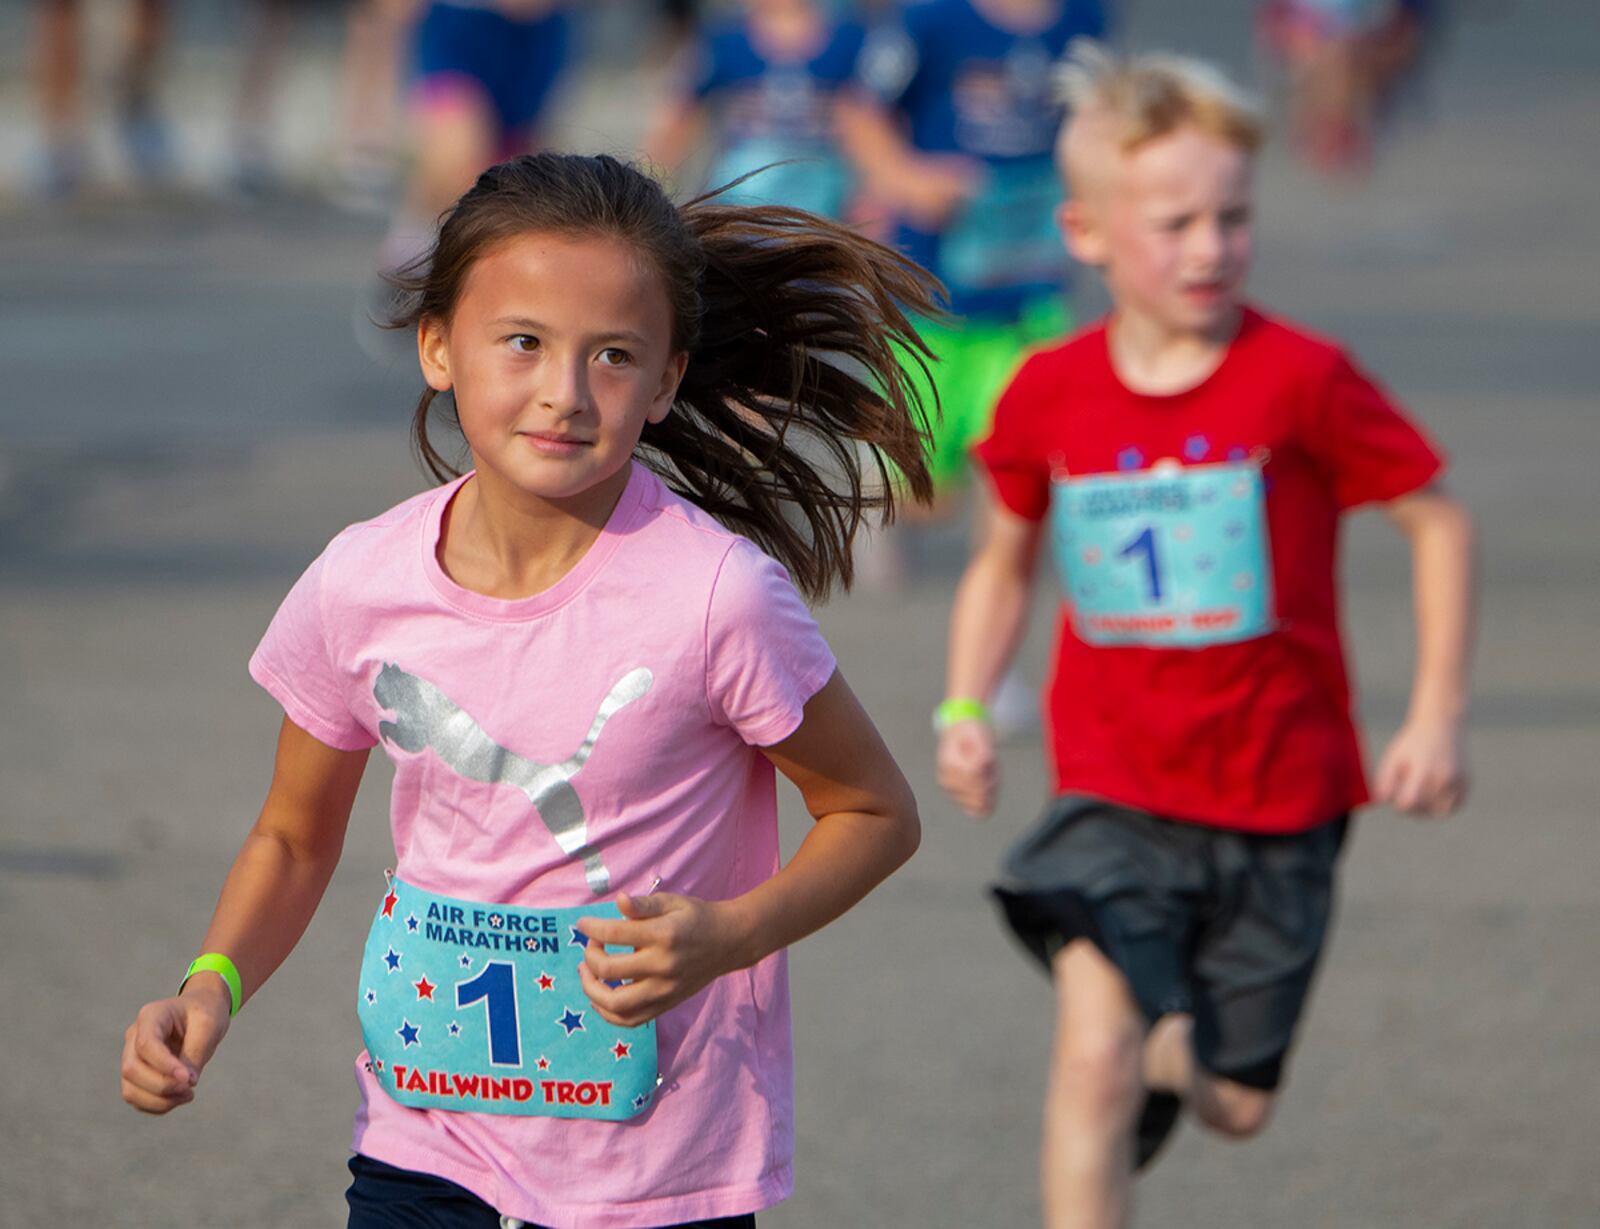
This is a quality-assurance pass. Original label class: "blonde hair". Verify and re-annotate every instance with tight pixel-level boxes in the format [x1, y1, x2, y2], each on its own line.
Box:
[1057, 41, 1265, 157]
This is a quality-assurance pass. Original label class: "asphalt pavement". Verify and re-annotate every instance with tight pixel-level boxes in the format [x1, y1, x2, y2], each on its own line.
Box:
[2, 2, 1597, 1226]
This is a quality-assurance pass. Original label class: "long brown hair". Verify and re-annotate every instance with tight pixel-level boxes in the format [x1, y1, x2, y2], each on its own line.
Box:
[387, 152, 941, 600]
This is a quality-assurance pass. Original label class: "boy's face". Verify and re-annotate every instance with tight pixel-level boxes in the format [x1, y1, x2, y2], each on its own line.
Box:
[1062, 124, 1255, 337]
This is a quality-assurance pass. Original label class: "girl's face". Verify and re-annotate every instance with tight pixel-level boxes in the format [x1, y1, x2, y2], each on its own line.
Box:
[419, 231, 687, 512]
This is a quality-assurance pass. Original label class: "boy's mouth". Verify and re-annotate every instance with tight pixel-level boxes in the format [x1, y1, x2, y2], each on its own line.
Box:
[1180, 280, 1233, 303]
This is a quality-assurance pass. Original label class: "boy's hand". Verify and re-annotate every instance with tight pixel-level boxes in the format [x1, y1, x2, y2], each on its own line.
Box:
[1375, 718, 1469, 817]
[938, 719, 998, 820]
[120, 980, 231, 1114]
[576, 893, 747, 1028]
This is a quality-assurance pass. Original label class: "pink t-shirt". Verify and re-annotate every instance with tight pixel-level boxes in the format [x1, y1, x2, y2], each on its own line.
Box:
[249, 462, 837, 1229]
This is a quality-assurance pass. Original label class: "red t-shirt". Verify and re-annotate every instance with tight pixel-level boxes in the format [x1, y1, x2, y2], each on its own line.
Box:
[974, 307, 1445, 833]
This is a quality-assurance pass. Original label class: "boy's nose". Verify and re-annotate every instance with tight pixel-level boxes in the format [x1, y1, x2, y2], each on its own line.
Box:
[1189, 218, 1226, 266]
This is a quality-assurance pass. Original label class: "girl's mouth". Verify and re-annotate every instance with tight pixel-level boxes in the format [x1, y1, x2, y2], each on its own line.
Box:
[519, 432, 593, 456]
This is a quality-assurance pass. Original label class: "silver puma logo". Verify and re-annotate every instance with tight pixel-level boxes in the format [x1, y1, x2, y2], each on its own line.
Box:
[373, 663, 653, 894]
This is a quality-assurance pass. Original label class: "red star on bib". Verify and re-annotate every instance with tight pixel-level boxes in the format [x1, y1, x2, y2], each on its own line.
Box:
[381, 890, 399, 918]
[612, 1041, 631, 1061]
[537, 972, 555, 992]
[536, 1056, 550, 1071]
[413, 976, 436, 1001]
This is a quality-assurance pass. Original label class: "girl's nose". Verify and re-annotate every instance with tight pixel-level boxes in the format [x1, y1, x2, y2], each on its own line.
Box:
[538, 353, 590, 416]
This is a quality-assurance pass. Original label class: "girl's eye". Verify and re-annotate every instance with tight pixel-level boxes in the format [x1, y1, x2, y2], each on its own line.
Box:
[597, 348, 631, 367]
[508, 335, 539, 353]
[1221, 207, 1252, 228]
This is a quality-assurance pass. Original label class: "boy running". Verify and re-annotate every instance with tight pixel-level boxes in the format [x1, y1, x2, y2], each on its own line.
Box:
[936, 45, 1475, 1229]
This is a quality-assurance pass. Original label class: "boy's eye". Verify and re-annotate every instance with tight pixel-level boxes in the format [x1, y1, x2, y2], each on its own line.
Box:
[597, 348, 632, 367]
[1220, 206, 1252, 228]
[508, 335, 539, 353]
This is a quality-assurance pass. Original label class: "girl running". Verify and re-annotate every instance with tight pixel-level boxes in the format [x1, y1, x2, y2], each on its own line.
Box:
[120, 152, 937, 1228]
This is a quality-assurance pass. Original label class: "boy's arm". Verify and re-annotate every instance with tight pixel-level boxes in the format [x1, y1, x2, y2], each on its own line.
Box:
[938, 494, 1044, 819]
[1374, 483, 1477, 817]
[120, 717, 367, 1113]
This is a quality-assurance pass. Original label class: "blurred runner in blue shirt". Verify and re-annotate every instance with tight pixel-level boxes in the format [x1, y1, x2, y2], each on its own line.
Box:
[839, 0, 1107, 494]
[646, 0, 867, 219]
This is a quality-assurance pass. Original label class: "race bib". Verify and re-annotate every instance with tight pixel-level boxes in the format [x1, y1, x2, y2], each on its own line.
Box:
[1049, 459, 1275, 648]
[358, 876, 658, 1120]
[940, 159, 1065, 296]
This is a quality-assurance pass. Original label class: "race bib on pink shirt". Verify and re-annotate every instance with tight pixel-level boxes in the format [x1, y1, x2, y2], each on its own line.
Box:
[358, 875, 658, 1120]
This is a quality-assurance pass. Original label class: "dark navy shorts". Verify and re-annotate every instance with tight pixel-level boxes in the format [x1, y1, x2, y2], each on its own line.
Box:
[414, 3, 571, 142]
[347, 1154, 758, 1228]
[993, 795, 1348, 1091]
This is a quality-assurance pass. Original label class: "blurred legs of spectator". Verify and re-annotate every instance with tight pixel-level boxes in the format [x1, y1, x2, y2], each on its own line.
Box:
[231, 0, 298, 194]
[336, 0, 423, 214]
[376, 3, 570, 273]
[655, 0, 698, 52]
[381, 86, 496, 271]
[35, 0, 173, 194]
[1259, 0, 1429, 176]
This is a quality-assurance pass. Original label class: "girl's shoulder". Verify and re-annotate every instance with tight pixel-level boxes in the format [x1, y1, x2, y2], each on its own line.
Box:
[323, 479, 452, 556]
[630, 468, 799, 597]
[307, 478, 460, 603]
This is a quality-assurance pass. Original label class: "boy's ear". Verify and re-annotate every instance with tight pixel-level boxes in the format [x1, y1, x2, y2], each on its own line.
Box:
[1060, 199, 1108, 268]
[417, 318, 452, 393]
[646, 351, 689, 424]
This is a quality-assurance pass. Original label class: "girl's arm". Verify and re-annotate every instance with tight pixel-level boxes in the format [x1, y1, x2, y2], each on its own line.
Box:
[120, 717, 368, 1113]
[1374, 483, 1477, 816]
[937, 496, 1044, 819]
[576, 670, 919, 1027]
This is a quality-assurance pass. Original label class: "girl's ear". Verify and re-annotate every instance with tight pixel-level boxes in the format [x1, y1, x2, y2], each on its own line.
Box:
[418, 317, 453, 393]
[1060, 199, 1108, 269]
[646, 351, 690, 425]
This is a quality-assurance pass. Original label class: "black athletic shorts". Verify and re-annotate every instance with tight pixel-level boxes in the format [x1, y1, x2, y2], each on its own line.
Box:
[346, 1154, 757, 1229]
[993, 795, 1348, 1091]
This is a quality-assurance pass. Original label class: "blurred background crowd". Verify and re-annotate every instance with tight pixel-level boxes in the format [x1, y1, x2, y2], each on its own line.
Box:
[2, 0, 1441, 212]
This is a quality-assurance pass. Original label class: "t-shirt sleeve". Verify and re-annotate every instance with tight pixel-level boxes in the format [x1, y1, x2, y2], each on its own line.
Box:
[248, 547, 376, 751]
[973, 355, 1053, 521]
[1303, 351, 1446, 509]
[705, 539, 838, 747]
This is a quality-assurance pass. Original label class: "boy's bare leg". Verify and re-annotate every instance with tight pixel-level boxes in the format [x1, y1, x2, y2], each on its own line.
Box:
[1043, 940, 1145, 1229]
[1142, 1013, 1276, 1139]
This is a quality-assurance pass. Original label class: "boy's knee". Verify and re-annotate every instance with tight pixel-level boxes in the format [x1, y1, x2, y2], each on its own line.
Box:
[1048, 945, 1147, 1124]
[1193, 1078, 1275, 1139]
[1050, 1024, 1145, 1127]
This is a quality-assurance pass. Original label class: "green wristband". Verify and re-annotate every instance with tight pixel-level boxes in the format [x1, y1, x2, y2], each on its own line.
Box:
[181, 953, 242, 1017]
[933, 697, 991, 732]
